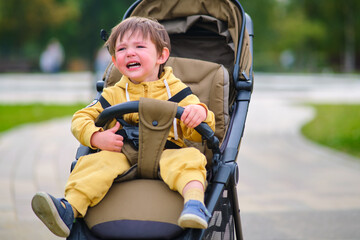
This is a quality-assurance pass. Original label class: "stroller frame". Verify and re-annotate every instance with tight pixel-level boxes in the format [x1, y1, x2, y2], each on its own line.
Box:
[68, 0, 254, 239]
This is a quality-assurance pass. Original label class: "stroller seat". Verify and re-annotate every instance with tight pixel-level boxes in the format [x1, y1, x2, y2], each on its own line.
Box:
[75, 57, 231, 240]
[84, 179, 184, 239]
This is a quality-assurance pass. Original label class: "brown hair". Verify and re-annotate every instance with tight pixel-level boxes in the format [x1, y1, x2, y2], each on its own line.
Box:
[106, 17, 171, 76]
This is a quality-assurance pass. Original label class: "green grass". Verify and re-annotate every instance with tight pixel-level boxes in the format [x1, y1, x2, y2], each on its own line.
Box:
[301, 104, 360, 158]
[1, 103, 359, 160]
[0, 103, 86, 133]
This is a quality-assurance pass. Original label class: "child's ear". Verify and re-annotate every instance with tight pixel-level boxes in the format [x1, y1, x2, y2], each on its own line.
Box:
[157, 47, 170, 64]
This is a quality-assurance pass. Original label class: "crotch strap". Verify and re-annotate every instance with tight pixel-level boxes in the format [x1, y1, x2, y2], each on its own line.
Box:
[138, 97, 178, 179]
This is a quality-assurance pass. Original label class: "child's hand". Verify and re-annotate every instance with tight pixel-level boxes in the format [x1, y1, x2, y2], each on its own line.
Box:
[90, 122, 124, 152]
[181, 104, 207, 129]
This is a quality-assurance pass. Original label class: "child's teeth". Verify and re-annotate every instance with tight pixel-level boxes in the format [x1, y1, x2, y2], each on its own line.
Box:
[128, 62, 140, 68]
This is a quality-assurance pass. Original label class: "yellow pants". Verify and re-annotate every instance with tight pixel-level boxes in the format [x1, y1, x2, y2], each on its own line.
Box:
[64, 147, 207, 217]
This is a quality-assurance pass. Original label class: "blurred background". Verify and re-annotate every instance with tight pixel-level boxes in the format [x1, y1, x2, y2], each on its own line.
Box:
[0, 0, 134, 73]
[1, 1, 360, 239]
[1, 0, 360, 74]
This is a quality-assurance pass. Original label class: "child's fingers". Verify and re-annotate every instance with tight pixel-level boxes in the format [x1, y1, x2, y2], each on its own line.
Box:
[114, 141, 124, 152]
[182, 109, 192, 124]
[110, 135, 123, 152]
[115, 133, 123, 141]
[109, 121, 121, 133]
[186, 114, 202, 129]
[184, 113, 199, 128]
[180, 107, 190, 123]
[181, 105, 206, 128]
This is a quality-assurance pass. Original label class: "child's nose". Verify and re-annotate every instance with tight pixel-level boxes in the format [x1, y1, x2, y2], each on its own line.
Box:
[126, 48, 136, 56]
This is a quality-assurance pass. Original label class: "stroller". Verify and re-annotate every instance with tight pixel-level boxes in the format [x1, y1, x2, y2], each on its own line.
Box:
[68, 0, 254, 239]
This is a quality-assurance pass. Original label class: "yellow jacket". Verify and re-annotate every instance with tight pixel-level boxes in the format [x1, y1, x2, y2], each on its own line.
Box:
[71, 67, 215, 149]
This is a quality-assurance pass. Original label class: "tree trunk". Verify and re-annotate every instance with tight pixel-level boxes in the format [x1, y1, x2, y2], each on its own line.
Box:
[343, 2, 356, 73]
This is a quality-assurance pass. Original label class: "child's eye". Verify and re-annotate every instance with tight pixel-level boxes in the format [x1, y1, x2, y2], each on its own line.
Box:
[137, 45, 145, 49]
[117, 47, 125, 52]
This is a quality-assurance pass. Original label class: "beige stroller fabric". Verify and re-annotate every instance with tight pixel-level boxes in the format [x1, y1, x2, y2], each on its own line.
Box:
[138, 98, 178, 179]
[85, 179, 183, 229]
[130, 0, 252, 79]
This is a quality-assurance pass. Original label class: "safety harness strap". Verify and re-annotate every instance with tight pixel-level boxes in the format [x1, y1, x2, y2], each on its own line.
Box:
[168, 87, 192, 103]
[98, 86, 192, 111]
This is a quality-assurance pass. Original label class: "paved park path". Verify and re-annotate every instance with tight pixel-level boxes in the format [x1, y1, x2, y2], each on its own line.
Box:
[0, 73, 94, 240]
[238, 73, 360, 239]
[0, 72, 360, 239]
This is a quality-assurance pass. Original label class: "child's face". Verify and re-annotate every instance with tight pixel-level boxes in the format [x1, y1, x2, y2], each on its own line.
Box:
[112, 30, 169, 84]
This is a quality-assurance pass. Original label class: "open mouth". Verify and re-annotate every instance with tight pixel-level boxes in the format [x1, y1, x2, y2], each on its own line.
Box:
[127, 62, 141, 69]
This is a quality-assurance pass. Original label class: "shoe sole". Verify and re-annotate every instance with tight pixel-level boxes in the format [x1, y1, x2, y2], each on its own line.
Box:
[178, 213, 208, 229]
[31, 192, 70, 237]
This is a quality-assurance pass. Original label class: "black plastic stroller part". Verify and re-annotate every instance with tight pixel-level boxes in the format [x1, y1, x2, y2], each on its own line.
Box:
[100, 29, 109, 42]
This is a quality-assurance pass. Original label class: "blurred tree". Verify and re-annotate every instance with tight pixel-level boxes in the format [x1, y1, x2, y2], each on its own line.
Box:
[275, 1, 326, 72]
[59, 0, 134, 68]
[0, 0, 78, 59]
[302, 0, 360, 72]
[241, 0, 280, 71]
[0, 0, 133, 71]
[242, 0, 360, 72]
[1, 0, 359, 73]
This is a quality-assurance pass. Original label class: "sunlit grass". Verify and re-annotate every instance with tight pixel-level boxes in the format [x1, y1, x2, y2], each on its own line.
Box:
[301, 104, 360, 159]
[2, 103, 360, 160]
[0, 103, 85, 133]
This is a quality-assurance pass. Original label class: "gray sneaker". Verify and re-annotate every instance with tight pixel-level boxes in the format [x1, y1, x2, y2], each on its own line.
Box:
[31, 192, 74, 237]
[178, 200, 211, 229]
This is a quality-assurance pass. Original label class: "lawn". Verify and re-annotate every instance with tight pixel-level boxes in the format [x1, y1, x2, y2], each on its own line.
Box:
[301, 104, 360, 158]
[0, 103, 86, 133]
[1, 103, 359, 160]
